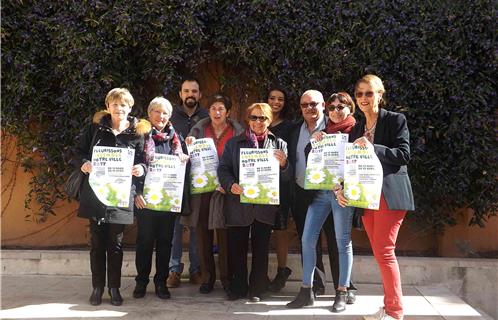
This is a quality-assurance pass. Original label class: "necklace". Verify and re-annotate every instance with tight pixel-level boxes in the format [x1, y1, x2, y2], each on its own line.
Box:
[364, 120, 377, 143]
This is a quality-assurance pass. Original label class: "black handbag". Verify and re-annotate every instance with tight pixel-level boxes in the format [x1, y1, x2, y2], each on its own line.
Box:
[64, 127, 99, 200]
[64, 169, 85, 200]
[352, 207, 364, 231]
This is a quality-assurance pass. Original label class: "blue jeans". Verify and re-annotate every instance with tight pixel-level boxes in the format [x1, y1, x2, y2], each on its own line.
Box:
[302, 190, 354, 287]
[169, 216, 200, 275]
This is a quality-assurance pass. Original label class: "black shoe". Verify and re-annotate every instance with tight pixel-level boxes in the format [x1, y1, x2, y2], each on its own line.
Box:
[331, 290, 347, 313]
[108, 288, 123, 306]
[226, 290, 246, 301]
[268, 267, 292, 292]
[155, 284, 171, 299]
[133, 283, 147, 299]
[312, 285, 325, 297]
[346, 289, 356, 304]
[199, 282, 214, 294]
[89, 287, 104, 306]
[286, 287, 314, 309]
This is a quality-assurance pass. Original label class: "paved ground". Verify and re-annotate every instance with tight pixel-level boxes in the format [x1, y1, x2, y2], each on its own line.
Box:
[0, 275, 490, 320]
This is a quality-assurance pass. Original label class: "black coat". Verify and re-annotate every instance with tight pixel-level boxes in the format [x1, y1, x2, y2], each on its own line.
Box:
[217, 132, 291, 226]
[170, 105, 209, 139]
[287, 118, 327, 208]
[136, 128, 191, 217]
[349, 108, 415, 211]
[73, 111, 149, 224]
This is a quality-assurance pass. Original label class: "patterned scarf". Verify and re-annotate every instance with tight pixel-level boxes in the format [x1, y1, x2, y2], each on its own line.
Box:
[144, 123, 182, 164]
[245, 128, 268, 148]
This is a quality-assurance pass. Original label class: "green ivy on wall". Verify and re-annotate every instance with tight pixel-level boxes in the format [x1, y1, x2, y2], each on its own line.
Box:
[2, 0, 497, 230]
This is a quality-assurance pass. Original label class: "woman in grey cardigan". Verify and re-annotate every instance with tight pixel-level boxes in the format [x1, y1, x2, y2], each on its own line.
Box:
[181, 93, 244, 294]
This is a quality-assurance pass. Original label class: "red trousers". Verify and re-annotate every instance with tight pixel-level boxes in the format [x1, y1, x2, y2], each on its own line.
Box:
[363, 195, 406, 319]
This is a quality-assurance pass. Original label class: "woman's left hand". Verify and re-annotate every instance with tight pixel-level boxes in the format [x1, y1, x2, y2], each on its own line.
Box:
[273, 149, 287, 168]
[131, 164, 144, 177]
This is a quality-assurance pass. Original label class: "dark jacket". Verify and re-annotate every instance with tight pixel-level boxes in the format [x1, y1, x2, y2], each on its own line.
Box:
[181, 117, 245, 227]
[217, 132, 292, 227]
[73, 110, 150, 224]
[288, 118, 326, 209]
[349, 108, 415, 211]
[136, 125, 191, 217]
[170, 104, 209, 139]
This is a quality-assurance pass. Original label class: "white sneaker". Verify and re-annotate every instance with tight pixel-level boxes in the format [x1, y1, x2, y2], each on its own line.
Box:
[363, 308, 400, 320]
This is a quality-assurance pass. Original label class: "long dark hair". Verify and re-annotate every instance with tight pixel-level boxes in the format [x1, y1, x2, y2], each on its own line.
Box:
[266, 84, 291, 120]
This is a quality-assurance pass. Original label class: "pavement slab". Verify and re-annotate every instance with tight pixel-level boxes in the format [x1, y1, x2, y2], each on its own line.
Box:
[0, 275, 492, 320]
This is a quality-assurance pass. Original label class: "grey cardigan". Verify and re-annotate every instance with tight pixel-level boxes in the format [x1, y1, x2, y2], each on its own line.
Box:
[180, 117, 244, 228]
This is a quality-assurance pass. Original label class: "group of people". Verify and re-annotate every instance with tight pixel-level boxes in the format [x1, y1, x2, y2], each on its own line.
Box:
[73, 74, 414, 320]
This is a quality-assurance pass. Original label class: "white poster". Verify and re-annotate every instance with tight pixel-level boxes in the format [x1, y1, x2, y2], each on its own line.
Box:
[187, 138, 219, 194]
[239, 148, 280, 205]
[143, 154, 186, 212]
[89, 146, 135, 208]
[343, 143, 383, 209]
[304, 133, 348, 190]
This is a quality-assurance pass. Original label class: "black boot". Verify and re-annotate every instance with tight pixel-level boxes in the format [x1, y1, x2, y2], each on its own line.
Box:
[155, 284, 171, 299]
[89, 287, 104, 306]
[133, 283, 147, 299]
[286, 287, 314, 309]
[331, 290, 347, 312]
[108, 288, 123, 306]
[268, 267, 292, 292]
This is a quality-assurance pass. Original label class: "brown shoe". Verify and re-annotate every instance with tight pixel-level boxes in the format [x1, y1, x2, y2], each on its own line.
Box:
[189, 272, 203, 285]
[166, 272, 181, 288]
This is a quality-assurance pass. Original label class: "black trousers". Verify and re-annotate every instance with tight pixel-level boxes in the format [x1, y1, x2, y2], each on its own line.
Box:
[292, 184, 356, 290]
[89, 219, 125, 288]
[134, 210, 176, 286]
[227, 220, 272, 296]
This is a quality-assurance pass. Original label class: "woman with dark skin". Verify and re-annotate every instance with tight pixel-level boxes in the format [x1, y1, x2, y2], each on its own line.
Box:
[266, 86, 295, 292]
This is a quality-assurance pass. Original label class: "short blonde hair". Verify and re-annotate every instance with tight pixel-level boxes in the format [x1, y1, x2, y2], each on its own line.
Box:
[105, 88, 134, 107]
[147, 97, 173, 115]
[246, 103, 273, 123]
[355, 74, 385, 95]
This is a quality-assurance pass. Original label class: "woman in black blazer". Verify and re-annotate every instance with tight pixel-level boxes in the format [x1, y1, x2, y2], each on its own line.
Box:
[337, 75, 414, 320]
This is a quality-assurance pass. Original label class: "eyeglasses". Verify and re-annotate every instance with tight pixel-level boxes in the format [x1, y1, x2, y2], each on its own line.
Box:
[248, 115, 268, 122]
[355, 91, 375, 98]
[300, 101, 320, 109]
[327, 104, 349, 112]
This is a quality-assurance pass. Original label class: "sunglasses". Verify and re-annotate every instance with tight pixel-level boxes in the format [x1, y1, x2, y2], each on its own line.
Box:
[300, 101, 320, 109]
[355, 91, 375, 98]
[327, 104, 349, 112]
[248, 115, 268, 122]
